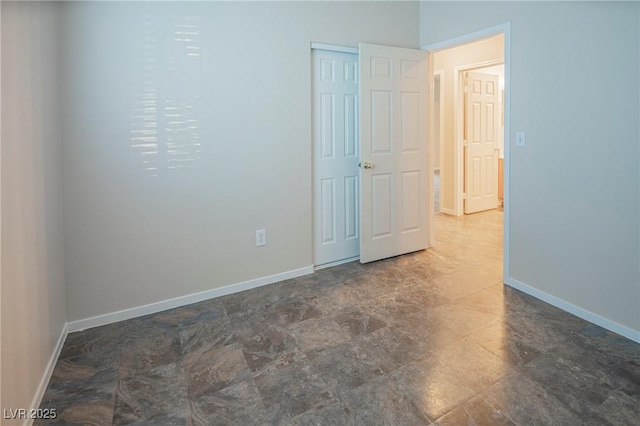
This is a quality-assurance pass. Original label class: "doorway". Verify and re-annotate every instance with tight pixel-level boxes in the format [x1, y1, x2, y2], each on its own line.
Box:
[460, 65, 504, 213]
[431, 33, 504, 217]
[312, 43, 430, 269]
[425, 24, 511, 283]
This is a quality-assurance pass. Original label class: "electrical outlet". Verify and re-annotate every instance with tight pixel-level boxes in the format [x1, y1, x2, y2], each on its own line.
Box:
[516, 131, 526, 147]
[256, 229, 267, 247]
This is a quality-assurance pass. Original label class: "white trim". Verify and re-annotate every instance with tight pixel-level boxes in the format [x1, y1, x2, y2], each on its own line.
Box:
[453, 69, 463, 216]
[310, 42, 358, 54]
[440, 207, 457, 216]
[503, 24, 511, 283]
[422, 21, 511, 287]
[67, 266, 314, 332]
[506, 278, 640, 344]
[421, 23, 510, 53]
[434, 70, 444, 217]
[455, 59, 504, 74]
[314, 256, 360, 271]
[27, 323, 68, 426]
[427, 51, 435, 245]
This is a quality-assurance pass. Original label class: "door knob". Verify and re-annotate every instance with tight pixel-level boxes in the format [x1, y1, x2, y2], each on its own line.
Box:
[362, 161, 373, 169]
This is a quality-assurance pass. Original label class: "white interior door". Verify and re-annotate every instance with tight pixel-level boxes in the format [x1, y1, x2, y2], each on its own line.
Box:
[313, 49, 360, 266]
[464, 71, 499, 214]
[359, 43, 429, 264]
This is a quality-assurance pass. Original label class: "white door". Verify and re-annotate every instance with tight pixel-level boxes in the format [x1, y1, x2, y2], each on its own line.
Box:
[359, 43, 429, 263]
[313, 50, 360, 267]
[464, 71, 499, 214]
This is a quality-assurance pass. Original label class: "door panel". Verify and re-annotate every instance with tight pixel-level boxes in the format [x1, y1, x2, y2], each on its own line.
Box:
[313, 50, 360, 266]
[371, 174, 393, 238]
[359, 43, 429, 263]
[320, 178, 335, 244]
[371, 91, 392, 153]
[464, 71, 499, 214]
[344, 176, 358, 240]
[401, 171, 421, 232]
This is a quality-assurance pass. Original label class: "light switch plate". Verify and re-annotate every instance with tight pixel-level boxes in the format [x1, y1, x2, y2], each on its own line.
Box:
[256, 229, 267, 247]
[516, 131, 526, 147]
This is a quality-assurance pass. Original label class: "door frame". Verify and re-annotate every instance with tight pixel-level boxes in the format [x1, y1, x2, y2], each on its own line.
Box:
[422, 22, 511, 284]
[454, 60, 504, 216]
[433, 70, 444, 214]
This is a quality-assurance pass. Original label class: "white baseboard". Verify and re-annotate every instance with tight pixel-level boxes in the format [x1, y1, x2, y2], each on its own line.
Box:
[67, 266, 314, 333]
[26, 323, 69, 426]
[506, 278, 640, 343]
[314, 256, 360, 270]
[440, 207, 457, 216]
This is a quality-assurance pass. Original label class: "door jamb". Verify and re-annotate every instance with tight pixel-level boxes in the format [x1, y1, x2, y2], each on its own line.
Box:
[422, 22, 511, 285]
[454, 59, 504, 216]
[310, 42, 358, 55]
[433, 70, 445, 215]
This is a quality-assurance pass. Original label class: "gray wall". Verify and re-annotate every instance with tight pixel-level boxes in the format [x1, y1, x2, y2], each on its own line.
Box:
[1, 1, 66, 418]
[422, 1, 639, 333]
[60, 1, 420, 321]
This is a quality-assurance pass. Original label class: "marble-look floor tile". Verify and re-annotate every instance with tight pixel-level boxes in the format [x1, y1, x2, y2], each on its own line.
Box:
[576, 323, 640, 363]
[470, 320, 544, 369]
[179, 315, 235, 356]
[344, 264, 415, 299]
[591, 389, 640, 426]
[433, 395, 515, 426]
[431, 338, 515, 393]
[483, 371, 585, 425]
[34, 399, 116, 426]
[190, 379, 269, 426]
[331, 306, 386, 337]
[36, 209, 640, 426]
[370, 286, 449, 324]
[37, 352, 118, 426]
[286, 402, 355, 426]
[425, 300, 501, 338]
[521, 352, 614, 417]
[306, 332, 399, 391]
[544, 330, 640, 400]
[339, 371, 433, 425]
[262, 295, 323, 326]
[388, 358, 477, 422]
[498, 310, 569, 354]
[184, 343, 251, 399]
[431, 265, 502, 300]
[305, 279, 374, 314]
[253, 359, 338, 424]
[458, 283, 507, 316]
[119, 327, 182, 379]
[137, 300, 225, 330]
[58, 322, 131, 362]
[113, 361, 190, 425]
[234, 320, 300, 373]
[377, 317, 462, 363]
[287, 317, 352, 353]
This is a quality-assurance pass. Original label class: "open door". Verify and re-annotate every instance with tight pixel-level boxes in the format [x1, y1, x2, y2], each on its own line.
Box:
[359, 43, 429, 263]
[464, 71, 500, 214]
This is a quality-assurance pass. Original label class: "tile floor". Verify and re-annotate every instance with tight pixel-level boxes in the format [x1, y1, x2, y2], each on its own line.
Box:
[38, 210, 639, 425]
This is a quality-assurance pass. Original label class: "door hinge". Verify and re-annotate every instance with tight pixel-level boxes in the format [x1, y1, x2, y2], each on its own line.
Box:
[463, 139, 468, 147]
[463, 192, 467, 200]
[464, 85, 468, 94]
